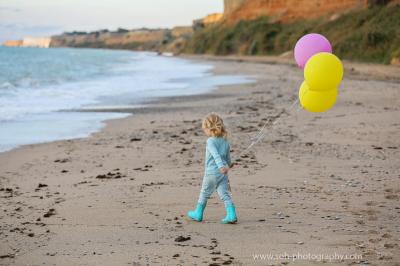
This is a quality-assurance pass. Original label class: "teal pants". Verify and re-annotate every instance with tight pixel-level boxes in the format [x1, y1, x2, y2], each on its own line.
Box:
[198, 173, 233, 207]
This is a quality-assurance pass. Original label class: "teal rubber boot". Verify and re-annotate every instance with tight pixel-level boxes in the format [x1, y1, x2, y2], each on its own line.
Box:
[221, 204, 237, 224]
[188, 203, 206, 222]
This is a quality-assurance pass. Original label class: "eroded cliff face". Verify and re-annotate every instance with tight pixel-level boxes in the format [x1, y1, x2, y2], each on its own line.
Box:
[3, 38, 51, 48]
[224, 0, 246, 14]
[223, 0, 396, 23]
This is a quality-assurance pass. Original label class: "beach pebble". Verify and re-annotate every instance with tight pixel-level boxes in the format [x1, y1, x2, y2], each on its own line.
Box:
[174, 236, 191, 242]
[43, 208, 56, 218]
[54, 158, 70, 163]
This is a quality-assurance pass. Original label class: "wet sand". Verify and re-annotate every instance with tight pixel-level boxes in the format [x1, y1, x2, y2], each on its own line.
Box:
[0, 56, 399, 265]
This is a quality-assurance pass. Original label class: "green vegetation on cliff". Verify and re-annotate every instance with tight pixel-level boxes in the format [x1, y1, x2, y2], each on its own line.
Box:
[185, 5, 400, 64]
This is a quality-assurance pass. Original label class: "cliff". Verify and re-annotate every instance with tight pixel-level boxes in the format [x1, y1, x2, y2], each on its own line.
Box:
[224, 0, 246, 14]
[223, 0, 400, 23]
[2, 37, 51, 48]
[3, 40, 23, 47]
[51, 29, 167, 50]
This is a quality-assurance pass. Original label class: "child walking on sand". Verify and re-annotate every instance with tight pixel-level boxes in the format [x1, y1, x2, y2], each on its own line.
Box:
[187, 113, 237, 224]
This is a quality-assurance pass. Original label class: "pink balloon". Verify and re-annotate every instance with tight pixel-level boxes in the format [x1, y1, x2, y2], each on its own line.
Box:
[294, 33, 332, 68]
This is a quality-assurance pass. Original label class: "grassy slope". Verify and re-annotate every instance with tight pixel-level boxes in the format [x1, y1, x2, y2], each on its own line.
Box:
[185, 5, 400, 64]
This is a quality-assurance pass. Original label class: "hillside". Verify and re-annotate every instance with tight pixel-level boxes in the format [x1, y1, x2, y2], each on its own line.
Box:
[50, 27, 193, 53]
[185, 4, 400, 64]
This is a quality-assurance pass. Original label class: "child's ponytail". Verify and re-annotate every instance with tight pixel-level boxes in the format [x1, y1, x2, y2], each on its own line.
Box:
[202, 113, 228, 138]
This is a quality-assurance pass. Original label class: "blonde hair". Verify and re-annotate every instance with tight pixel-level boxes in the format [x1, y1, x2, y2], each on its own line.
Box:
[202, 113, 228, 138]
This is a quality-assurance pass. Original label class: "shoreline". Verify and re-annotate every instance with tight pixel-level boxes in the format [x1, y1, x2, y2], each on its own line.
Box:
[0, 51, 251, 154]
[1, 56, 399, 265]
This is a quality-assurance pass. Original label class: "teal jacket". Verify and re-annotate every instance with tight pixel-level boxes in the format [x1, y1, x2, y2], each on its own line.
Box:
[205, 137, 231, 176]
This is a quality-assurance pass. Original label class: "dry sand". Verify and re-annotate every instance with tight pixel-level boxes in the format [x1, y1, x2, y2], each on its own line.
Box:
[0, 56, 399, 266]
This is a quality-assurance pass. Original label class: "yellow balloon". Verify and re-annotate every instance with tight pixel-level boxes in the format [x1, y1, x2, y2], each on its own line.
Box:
[299, 81, 338, 113]
[298, 80, 308, 99]
[304, 52, 343, 91]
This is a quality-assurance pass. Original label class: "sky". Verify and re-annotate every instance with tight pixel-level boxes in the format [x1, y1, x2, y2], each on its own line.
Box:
[0, 0, 223, 42]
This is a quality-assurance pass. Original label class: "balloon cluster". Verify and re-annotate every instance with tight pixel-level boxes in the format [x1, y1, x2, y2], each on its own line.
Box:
[294, 33, 344, 113]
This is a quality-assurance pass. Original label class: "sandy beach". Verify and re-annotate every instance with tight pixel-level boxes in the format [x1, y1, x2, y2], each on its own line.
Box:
[1, 56, 399, 265]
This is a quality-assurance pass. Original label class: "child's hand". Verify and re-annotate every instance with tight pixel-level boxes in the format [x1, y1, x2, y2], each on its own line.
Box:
[219, 167, 229, 175]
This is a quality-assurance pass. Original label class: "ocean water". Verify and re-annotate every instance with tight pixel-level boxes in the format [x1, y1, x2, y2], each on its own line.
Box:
[0, 47, 251, 152]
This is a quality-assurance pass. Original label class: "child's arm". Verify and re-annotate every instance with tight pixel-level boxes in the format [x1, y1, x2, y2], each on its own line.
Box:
[207, 138, 227, 171]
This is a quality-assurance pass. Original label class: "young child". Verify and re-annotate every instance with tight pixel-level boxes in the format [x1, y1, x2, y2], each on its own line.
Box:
[187, 113, 237, 224]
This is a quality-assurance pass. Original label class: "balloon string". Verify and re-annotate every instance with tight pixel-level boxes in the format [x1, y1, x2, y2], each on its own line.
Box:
[250, 98, 299, 142]
[232, 98, 300, 163]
